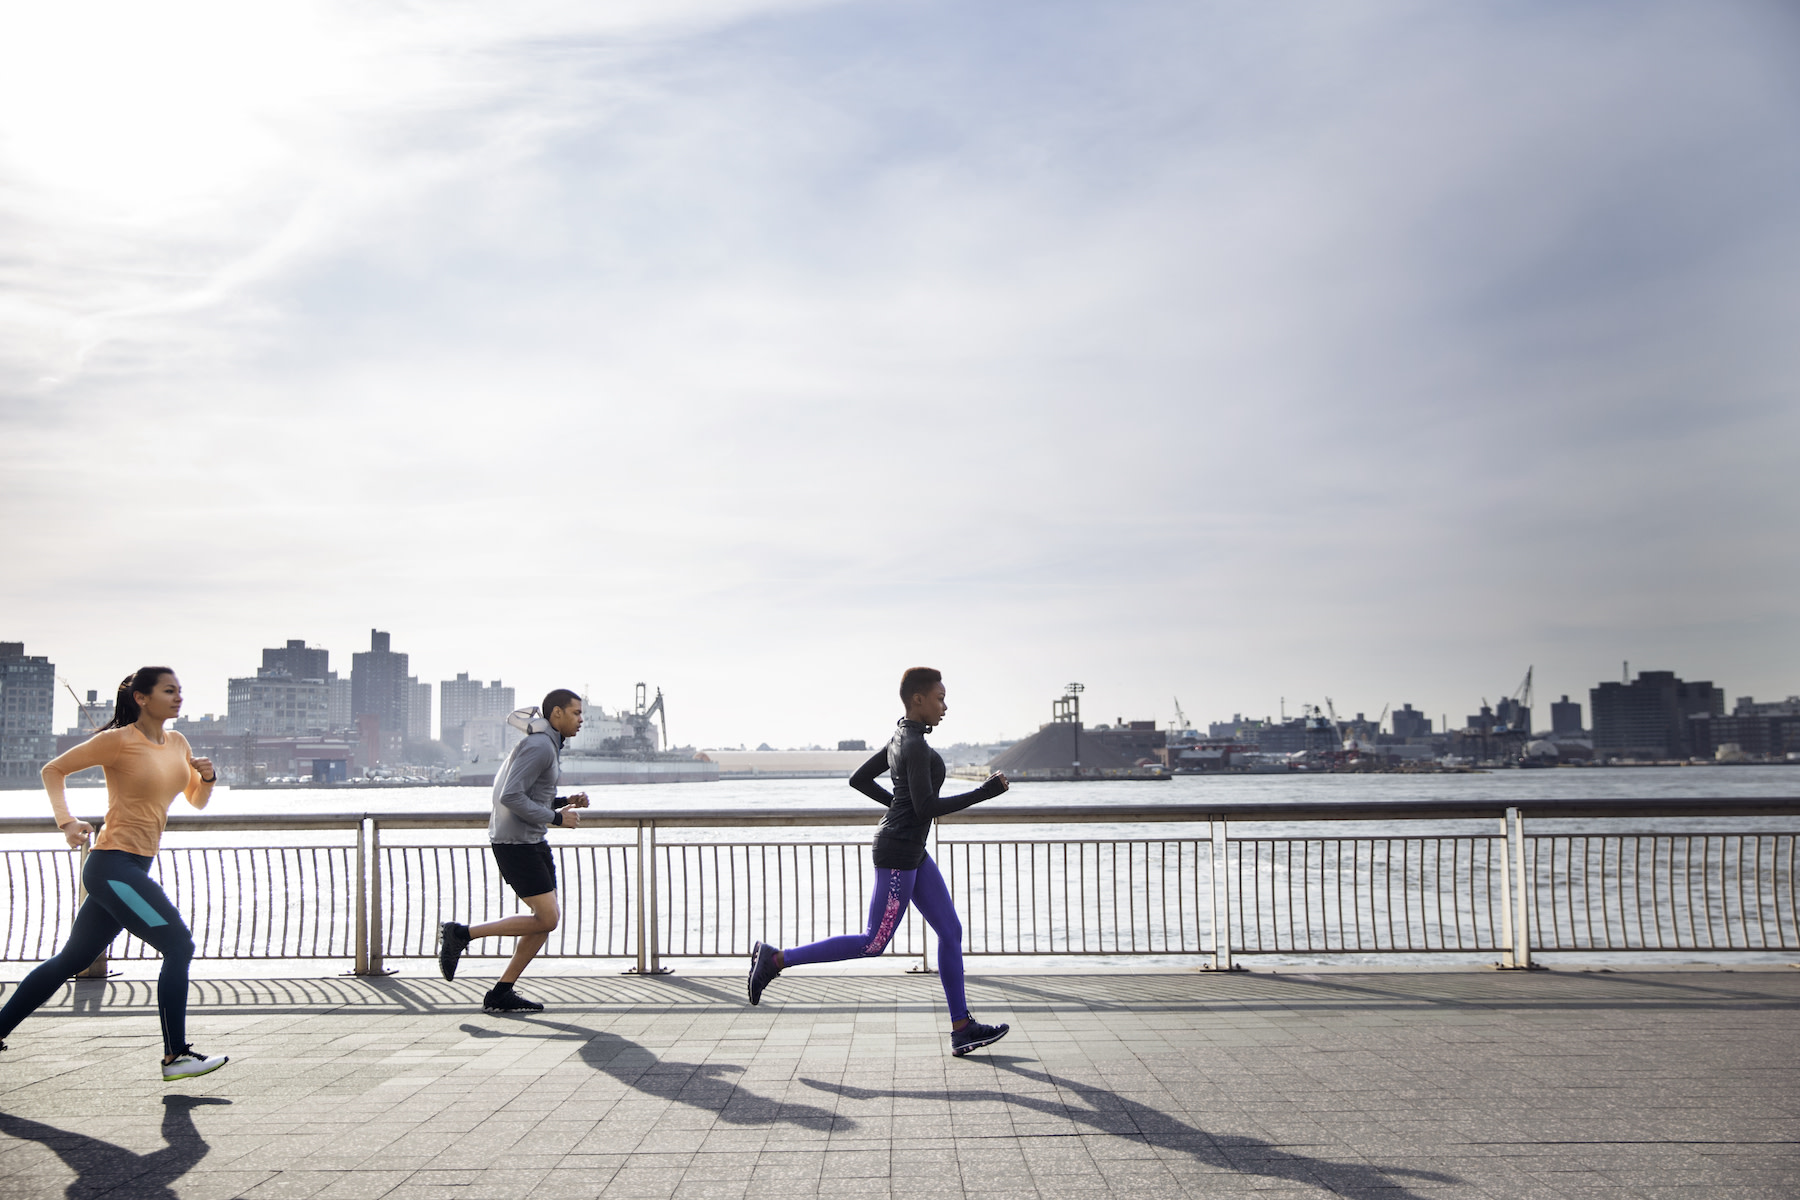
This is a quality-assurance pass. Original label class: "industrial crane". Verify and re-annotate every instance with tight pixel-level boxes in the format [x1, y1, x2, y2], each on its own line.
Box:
[1171, 697, 1189, 733]
[629, 683, 667, 752]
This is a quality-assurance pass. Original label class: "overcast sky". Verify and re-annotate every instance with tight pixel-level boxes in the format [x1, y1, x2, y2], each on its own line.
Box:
[3, 0, 1797, 747]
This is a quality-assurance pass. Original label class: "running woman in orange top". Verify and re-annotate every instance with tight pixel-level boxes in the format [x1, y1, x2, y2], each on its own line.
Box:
[0, 667, 229, 1080]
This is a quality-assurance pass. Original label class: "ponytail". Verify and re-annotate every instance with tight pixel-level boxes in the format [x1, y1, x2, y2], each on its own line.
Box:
[103, 667, 174, 730]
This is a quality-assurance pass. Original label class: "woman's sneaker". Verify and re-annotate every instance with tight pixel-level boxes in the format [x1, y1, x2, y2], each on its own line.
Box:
[951, 1019, 1009, 1056]
[439, 922, 471, 980]
[483, 983, 543, 1013]
[163, 1047, 229, 1081]
[747, 942, 781, 1006]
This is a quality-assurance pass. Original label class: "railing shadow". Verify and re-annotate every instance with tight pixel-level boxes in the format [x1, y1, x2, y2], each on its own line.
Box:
[800, 1057, 1456, 1198]
[0, 1095, 230, 1200]
[460, 1018, 844, 1132]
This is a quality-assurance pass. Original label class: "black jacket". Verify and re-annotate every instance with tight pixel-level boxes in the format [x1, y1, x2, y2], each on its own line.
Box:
[852, 718, 1004, 869]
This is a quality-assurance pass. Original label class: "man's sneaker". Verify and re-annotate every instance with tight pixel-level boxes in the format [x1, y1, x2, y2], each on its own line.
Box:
[951, 1018, 1009, 1057]
[747, 941, 781, 1006]
[439, 921, 471, 981]
[163, 1047, 229, 1081]
[483, 985, 543, 1013]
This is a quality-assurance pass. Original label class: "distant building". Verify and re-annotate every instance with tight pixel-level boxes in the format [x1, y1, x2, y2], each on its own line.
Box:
[262, 639, 329, 683]
[1390, 704, 1432, 738]
[1493, 697, 1531, 735]
[227, 669, 330, 736]
[66, 689, 114, 735]
[328, 674, 352, 732]
[408, 678, 432, 742]
[351, 630, 411, 742]
[1088, 720, 1166, 763]
[838, 739, 868, 752]
[1550, 695, 1584, 736]
[1689, 695, 1800, 761]
[1590, 670, 1723, 760]
[440, 674, 516, 753]
[0, 642, 57, 787]
[1208, 714, 1268, 741]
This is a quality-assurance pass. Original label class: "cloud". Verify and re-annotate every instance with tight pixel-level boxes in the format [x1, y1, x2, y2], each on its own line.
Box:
[2, 0, 1797, 742]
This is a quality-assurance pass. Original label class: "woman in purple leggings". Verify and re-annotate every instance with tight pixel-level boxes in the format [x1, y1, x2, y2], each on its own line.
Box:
[747, 667, 1011, 1056]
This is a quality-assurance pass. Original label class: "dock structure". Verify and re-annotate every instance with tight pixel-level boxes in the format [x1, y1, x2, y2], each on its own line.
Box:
[0, 966, 1795, 1198]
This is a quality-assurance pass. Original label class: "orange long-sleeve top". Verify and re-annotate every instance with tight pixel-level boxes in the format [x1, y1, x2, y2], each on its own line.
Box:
[42, 725, 214, 856]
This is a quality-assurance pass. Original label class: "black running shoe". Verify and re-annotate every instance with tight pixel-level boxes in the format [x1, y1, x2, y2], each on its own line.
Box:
[951, 1018, 1009, 1057]
[483, 985, 543, 1013]
[747, 941, 781, 1006]
[439, 921, 471, 981]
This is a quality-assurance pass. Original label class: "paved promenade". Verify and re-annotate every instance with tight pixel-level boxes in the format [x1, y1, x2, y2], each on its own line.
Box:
[1, 966, 1796, 1199]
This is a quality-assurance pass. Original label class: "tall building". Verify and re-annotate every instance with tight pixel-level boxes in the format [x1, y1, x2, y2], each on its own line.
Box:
[262, 639, 329, 683]
[351, 630, 410, 738]
[328, 673, 352, 732]
[229, 638, 333, 736]
[441, 676, 514, 752]
[1, 642, 58, 787]
[1493, 697, 1531, 735]
[1390, 704, 1432, 738]
[1590, 670, 1722, 760]
[1550, 695, 1584, 736]
[409, 678, 432, 742]
[445, 676, 518, 756]
[440, 673, 483, 750]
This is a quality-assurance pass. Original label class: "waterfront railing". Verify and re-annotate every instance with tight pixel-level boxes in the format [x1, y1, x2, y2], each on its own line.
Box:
[2, 799, 1796, 974]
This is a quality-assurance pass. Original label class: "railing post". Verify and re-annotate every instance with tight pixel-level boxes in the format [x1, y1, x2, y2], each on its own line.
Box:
[1512, 807, 1532, 969]
[1497, 813, 1516, 968]
[76, 839, 108, 979]
[1211, 817, 1233, 972]
[353, 819, 369, 975]
[630, 820, 668, 974]
[647, 820, 661, 974]
[367, 819, 385, 975]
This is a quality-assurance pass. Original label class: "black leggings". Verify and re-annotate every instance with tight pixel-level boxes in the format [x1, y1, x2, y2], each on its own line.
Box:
[0, 850, 195, 1057]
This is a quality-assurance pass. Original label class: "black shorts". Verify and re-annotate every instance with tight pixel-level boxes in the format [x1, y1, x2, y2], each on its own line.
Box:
[490, 841, 557, 899]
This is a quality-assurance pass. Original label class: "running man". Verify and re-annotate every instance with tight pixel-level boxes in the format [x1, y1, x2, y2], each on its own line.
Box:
[438, 689, 589, 1012]
[747, 667, 1012, 1056]
[0, 667, 227, 1080]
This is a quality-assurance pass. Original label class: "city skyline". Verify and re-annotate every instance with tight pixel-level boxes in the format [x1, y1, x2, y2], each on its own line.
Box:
[15, 626, 1794, 752]
[4, 2, 1798, 748]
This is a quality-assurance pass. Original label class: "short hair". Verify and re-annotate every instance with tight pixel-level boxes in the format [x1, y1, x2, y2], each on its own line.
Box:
[899, 667, 942, 706]
[542, 688, 582, 719]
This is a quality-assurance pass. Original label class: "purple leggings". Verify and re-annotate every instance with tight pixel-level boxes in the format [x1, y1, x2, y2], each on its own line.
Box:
[782, 854, 967, 1021]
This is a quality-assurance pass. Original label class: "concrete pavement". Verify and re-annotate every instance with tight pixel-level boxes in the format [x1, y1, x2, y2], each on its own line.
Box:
[1, 966, 1797, 1199]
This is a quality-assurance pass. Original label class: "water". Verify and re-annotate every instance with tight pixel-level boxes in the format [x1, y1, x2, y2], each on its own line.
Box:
[9, 762, 1796, 824]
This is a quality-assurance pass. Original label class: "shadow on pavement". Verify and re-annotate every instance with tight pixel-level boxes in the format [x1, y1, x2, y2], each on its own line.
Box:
[0, 1095, 230, 1200]
[801, 1056, 1457, 1198]
[460, 1018, 844, 1132]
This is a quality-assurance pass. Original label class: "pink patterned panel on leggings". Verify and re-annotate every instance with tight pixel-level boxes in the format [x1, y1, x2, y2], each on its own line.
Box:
[864, 871, 904, 955]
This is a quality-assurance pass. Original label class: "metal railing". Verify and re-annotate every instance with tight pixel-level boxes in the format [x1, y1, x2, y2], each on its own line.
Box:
[2, 798, 1796, 973]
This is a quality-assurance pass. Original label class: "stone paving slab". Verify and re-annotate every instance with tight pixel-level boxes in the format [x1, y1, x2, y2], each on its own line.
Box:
[1, 968, 1798, 1198]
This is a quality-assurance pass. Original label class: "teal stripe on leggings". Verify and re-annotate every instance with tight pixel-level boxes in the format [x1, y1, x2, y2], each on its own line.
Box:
[107, 879, 169, 928]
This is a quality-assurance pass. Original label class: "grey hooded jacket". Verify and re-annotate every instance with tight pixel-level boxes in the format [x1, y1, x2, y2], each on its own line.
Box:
[487, 709, 568, 844]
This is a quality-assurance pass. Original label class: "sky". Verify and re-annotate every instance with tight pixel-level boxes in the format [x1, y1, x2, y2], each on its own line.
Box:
[3, 0, 1797, 748]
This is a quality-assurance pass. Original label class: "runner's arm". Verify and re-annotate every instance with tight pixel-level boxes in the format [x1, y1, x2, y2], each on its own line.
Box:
[41, 731, 120, 830]
[848, 748, 893, 807]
